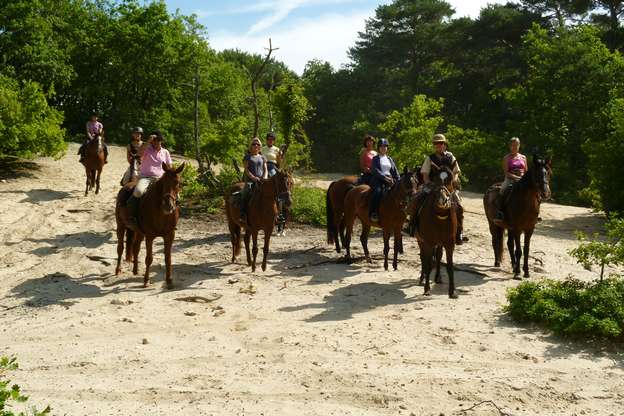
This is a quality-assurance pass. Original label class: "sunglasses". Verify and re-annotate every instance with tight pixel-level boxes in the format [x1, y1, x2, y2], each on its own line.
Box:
[252, 143, 261, 146]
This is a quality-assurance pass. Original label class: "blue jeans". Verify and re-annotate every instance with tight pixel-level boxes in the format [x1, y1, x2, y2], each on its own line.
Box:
[267, 162, 278, 177]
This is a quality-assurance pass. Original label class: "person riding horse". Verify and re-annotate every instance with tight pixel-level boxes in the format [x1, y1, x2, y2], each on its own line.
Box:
[239, 137, 268, 224]
[495, 137, 528, 222]
[369, 138, 400, 222]
[358, 135, 377, 186]
[121, 127, 144, 186]
[125, 130, 173, 231]
[414, 134, 467, 244]
[78, 113, 108, 164]
[262, 132, 284, 178]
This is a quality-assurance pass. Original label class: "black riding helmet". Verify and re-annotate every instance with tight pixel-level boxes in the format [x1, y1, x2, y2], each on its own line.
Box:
[150, 130, 165, 145]
[132, 127, 144, 135]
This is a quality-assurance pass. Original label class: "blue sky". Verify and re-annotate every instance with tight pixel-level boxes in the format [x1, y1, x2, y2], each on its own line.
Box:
[164, 0, 514, 74]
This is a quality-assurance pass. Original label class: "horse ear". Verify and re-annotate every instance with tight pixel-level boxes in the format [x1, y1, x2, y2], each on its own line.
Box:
[162, 162, 168, 171]
[403, 165, 408, 175]
[175, 162, 185, 174]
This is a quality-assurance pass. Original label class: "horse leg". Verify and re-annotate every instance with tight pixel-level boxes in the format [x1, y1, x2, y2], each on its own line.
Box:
[507, 231, 516, 271]
[513, 232, 522, 280]
[132, 233, 143, 275]
[261, 228, 271, 272]
[445, 244, 457, 299]
[344, 212, 355, 263]
[84, 168, 90, 196]
[115, 224, 125, 276]
[164, 234, 174, 289]
[434, 245, 443, 284]
[523, 229, 534, 278]
[392, 226, 401, 270]
[361, 223, 372, 263]
[228, 220, 241, 263]
[418, 242, 426, 286]
[422, 245, 433, 296]
[382, 228, 390, 271]
[244, 230, 252, 266]
[143, 236, 154, 287]
[125, 228, 134, 262]
[95, 168, 101, 194]
[489, 223, 502, 267]
[339, 218, 346, 253]
[251, 231, 259, 272]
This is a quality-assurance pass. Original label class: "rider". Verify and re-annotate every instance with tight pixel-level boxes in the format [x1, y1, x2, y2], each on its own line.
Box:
[495, 137, 528, 221]
[262, 132, 282, 177]
[239, 137, 268, 224]
[78, 113, 108, 164]
[121, 127, 144, 186]
[369, 138, 399, 222]
[358, 134, 377, 185]
[419, 134, 467, 244]
[126, 130, 173, 231]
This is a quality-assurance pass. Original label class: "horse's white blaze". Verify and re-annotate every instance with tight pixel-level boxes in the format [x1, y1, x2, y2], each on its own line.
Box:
[439, 171, 449, 181]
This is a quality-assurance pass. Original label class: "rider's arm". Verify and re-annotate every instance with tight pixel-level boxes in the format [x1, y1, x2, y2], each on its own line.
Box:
[421, 157, 431, 184]
[390, 158, 400, 182]
[359, 150, 368, 173]
[85, 123, 92, 139]
[370, 156, 384, 180]
[262, 160, 268, 179]
[126, 145, 133, 164]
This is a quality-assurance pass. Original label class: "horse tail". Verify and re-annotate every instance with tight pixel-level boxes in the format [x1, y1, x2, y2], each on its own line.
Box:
[233, 223, 241, 257]
[496, 226, 504, 261]
[326, 182, 336, 244]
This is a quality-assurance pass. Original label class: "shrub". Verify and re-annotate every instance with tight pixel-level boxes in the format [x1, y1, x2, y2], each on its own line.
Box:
[0, 357, 50, 416]
[505, 277, 624, 339]
[290, 186, 326, 226]
[179, 164, 242, 215]
[569, 217, 624, 280]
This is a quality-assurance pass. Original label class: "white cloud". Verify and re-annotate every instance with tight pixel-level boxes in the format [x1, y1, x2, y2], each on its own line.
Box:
[210, 10, 371, 74]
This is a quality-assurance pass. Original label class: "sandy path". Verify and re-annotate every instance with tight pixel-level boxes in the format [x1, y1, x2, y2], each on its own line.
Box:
[1, 144, 622, 416]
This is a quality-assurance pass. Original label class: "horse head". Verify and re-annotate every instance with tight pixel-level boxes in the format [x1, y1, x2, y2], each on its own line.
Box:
[532, 155, 552, 200]
[272, 168, 293, 209]
[431, 165, 454, 211]
[160, 162, 185, 214]
[399, 166, 419, 199]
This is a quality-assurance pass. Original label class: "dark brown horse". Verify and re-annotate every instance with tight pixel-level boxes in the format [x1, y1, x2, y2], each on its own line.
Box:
[408, 166, 458, 298]
[82, 134, 106, 196]
[325, 175, 359, 252]
[484, 156, 552, 279]
[115, 162, 185, 289]
[343, 168, 417, 270]
[225, 169, 292, 272]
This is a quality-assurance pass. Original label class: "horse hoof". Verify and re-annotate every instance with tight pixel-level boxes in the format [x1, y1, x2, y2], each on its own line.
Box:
[449, 292, 458, 299]
[494, 262, 501, 268]
[424, 291, 431, 296]
[143, 282, 149, 288]
[393, 266, 398, 271]
[166, 280, 174, 290]
[524, 273, 530, 279]
[513, 275, 522, 281]
[115, 268, 120, 276]
[262, 264, 267, 272]
[435, 277, 442, 284]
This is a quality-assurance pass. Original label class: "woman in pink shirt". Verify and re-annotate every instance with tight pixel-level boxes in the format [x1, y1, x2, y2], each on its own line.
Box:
[126, 130, 173, 230]
[496, 137, 528, 220]
[358, 135, 377, 185]
[78, 114, 108, 163]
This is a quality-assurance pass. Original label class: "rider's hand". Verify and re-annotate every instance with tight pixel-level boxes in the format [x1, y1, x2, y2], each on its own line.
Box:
[385, 176, 394, 185]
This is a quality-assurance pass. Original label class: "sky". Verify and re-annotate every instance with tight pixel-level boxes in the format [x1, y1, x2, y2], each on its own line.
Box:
[164, 0, 515, 74]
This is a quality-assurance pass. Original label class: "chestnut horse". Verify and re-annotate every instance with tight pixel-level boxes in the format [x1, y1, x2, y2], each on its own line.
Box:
[343, 168, 417, 270]
[483, 156, 551, 279]
[408, 166, 458, 298]
[82, 133, 106, 196]
[224, 169, 292, 272]
[115, 162, 185, 289]
[325, 175, 359, 253]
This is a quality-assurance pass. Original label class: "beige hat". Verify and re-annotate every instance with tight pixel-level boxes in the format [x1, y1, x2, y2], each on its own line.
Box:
[509, 137, 520, 143]
[432, 134, 447, 144]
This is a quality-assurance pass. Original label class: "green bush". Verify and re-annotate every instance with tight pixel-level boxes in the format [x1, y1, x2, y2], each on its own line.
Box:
[505, 277, 624, 339]
[290, 186, 326, 226]
[179, 164, 242, 214]
[0, 357, 50, 416]
[569, 217, 624, 280]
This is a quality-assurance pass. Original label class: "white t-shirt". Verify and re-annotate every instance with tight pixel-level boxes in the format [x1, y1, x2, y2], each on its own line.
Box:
[262, 145, 280, 163]
[379, 155, 392, 176]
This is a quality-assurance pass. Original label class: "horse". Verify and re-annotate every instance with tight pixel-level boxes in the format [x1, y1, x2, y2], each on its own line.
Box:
[408, 165, 459, 298]
[483, 155, 552, 279]
[114, 162, 185, 289]
[82, 133, 106, 196]
[224, 169, 292, 272]
[342, 167, 417, 270]
[325, 175, 359, 253]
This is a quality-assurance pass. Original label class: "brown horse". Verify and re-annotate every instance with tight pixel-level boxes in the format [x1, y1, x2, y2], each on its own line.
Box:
[408, 166, 458, 298]
[115, 162, 185, 289]
[483, 156, 552, 279]
[224, 169, 292, 272]
[82, 134, 106, 196]
[325, 175, 359, 253]
[343, 168, 417, 270]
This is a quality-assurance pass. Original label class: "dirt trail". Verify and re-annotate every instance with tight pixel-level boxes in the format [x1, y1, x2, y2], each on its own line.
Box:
[1, 144, 622, 416]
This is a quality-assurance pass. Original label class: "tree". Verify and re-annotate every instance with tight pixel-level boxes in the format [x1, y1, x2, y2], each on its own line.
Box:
[273, 78, 312, 168]
[570, 217, 624, 280]
[520, 0, 593, 26]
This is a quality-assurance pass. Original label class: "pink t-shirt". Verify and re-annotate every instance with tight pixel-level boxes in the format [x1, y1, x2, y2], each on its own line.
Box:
[86, 121, 103, 136]
[360, 149, 377, 172]
[140, 145, 172, 177]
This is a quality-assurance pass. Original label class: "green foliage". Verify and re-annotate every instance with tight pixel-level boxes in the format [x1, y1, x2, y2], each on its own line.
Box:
[505, 277, 624, 339]
[290, 186, 326, 226]
[377, 95, 444, 169]
[0, 357, 50, 416]
[445, 126, 501, 188]
[179, 163, 241, 215]
[273, 79, 312, 169]
[569, 217, 624, 280]
[0, 75, 66, 159]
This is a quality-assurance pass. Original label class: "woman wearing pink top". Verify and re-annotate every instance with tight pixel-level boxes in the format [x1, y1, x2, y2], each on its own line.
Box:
[358, 135, 377, 185]
[126, 130, 173, 230]
[496, 137, 528, 220]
